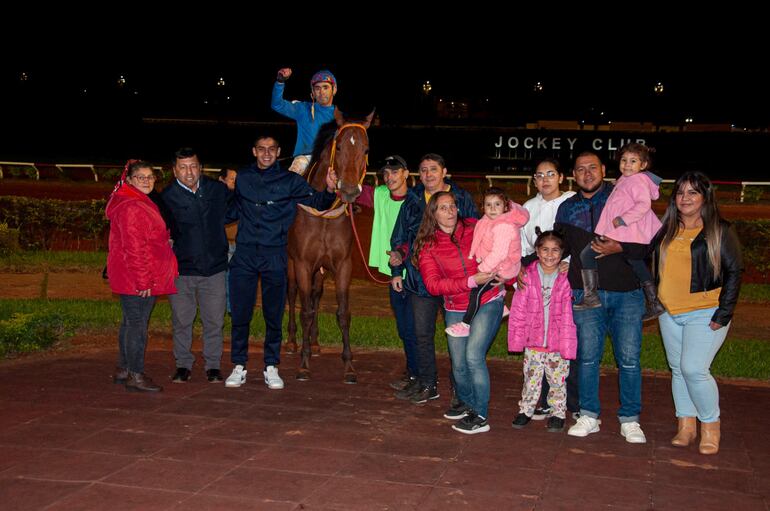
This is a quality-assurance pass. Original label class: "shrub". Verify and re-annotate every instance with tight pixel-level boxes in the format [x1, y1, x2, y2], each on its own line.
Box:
[0, 222, 20, 255]
[0, 312, 74, 357]
[742, 186, 764, 203]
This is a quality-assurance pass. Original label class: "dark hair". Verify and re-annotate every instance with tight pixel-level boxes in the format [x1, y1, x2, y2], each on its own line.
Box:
[536, 157, 562, 174]
[482, 187, 510, 213]
[575, 151, 602, 165]
[660, 171, 723, 278]
[534, 229, 565, 251]
[617, 143, 654, 169]
[127, 160, 154, 177]
[219, 167, 236, 179]
[254, 135, 280, 148]
[174, 147, 197, 162]
[411, 191, 460, 267]
[419, 153, 446, 169]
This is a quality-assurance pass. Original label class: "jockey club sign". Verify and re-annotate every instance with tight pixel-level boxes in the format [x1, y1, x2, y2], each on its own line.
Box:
[493, 135, 647, 152]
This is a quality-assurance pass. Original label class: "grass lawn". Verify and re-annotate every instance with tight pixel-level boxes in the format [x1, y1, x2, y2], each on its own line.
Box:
[1, 298, 768, 380]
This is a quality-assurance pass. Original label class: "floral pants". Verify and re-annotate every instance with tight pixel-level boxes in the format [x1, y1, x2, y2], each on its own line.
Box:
[518, 348, 570, 419]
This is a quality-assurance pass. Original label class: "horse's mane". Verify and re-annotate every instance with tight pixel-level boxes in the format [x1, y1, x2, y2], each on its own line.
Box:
[310, 121, 338, 165]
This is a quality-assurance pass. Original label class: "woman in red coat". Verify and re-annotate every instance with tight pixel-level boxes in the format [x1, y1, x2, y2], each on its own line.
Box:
[413, 191, 504, 434]
[106, 160, 177, 392]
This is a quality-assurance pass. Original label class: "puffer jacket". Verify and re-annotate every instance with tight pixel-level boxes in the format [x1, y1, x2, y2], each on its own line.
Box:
[469, 201, 529, 280]
[418, 219, 502, 311]
[507, 261, 577, 360]
[106, 184, 178, 296]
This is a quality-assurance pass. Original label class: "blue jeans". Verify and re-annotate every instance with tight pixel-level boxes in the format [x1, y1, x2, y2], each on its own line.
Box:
[658, 308, 728, 423]
[118, 294, 156, 373]
[445, 298, 504, 418]
[572, 288, 644, 423]
[390, 287, 418, 377]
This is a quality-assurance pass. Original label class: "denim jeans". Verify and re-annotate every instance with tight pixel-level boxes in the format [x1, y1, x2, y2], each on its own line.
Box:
[390, 287, 418, 377]
[659, 307, 728, 423]
[410, 293, 444, 387]
[118, 294, 157, 373]
[572, 288, 644, 423]
[445, 298, 504, 418]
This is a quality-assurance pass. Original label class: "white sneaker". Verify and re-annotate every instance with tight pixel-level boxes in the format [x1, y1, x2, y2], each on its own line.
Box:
[620, 421, 647, 444]
[225, 365, 247, 388]
[568, 415, 601, 437]
[263, 365, 284, 390]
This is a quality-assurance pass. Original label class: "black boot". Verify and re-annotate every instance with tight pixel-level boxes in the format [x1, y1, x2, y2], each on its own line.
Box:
[126, 372, 163, 393]
[573, 269, 602, 310]
[641, 281, 666, 321]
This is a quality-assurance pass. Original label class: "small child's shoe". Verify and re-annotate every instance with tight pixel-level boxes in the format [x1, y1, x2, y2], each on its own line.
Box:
[502, 305, 510, 318]
[445, 322, 470, 337]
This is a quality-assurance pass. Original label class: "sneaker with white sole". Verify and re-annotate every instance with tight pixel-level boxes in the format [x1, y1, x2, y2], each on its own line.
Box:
[452, 412, 490, 435]
[263, 365, 284, 390]
[445, 322, 470, 337]
[620, 421, 647, 444]
[225, 365, 247, 388]
[567, 415, 601, 437]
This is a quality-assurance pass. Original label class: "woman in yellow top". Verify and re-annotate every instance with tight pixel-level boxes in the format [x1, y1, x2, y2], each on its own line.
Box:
[654, 171, 742, 455]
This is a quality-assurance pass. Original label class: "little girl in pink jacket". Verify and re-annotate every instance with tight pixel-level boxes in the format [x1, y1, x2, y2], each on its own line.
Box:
[445, 188, 529, 338]
[508, 230, 576, 431]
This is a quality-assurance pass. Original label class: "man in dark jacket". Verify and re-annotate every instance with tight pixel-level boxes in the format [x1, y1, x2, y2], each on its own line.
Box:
[162, 147, 230, 384]
[553, 151, 648, 444]
[388, 153, 479, 406]
[225, 135, 338, 390]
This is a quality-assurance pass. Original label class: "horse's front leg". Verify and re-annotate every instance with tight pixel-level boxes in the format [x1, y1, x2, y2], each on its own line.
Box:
[285, 258, 298, 354]
[335, 258, 356, 384]
[309, 270, 324, 355]
[296, 265, 315, 381]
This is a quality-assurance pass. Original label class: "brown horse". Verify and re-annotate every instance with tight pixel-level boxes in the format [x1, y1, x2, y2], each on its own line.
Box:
[286, 109, 373, 383]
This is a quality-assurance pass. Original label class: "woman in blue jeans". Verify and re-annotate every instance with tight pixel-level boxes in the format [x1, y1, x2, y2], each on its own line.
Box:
[654, 171, 742, 454]
[413, 191, 504, 434]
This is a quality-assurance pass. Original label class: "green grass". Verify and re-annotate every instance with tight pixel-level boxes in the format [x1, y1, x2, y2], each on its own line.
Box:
[1, 298, 768, 379]
[0, 251, 106, 272]
[740, 283, 770, 303]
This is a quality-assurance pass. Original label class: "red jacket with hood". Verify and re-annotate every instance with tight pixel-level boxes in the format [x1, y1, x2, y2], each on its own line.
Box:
[106, 184, 178, 296]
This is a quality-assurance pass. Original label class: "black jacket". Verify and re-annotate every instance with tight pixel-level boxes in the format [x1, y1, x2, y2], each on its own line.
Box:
[161, 176, 230, 277]
[652, 220, 743, 326]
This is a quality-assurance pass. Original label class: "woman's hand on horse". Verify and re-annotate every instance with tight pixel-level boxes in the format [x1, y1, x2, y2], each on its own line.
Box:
[473, 272, 496, 286]
[391, 276, 403, 292]
[325, 167, 338, 193]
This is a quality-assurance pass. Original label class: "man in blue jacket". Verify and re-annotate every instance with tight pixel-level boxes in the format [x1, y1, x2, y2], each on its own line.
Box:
[225, 135, 338, 390]
[389, 153, 479, 406]
[271, 67, 337, 175]
[162, 148, 230, 384]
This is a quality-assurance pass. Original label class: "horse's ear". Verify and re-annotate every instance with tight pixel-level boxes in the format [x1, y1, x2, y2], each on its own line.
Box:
[334, 107, 345, 127]
[363, 109, 376, 129]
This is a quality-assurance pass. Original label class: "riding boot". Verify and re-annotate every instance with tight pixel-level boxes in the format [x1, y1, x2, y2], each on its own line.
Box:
[573, 269, 602, 310]
[641, 280, 666, 321]
[126, 372, 163, 393]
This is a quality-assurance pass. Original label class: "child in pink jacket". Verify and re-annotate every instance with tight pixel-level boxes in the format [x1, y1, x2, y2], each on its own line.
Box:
[445, 187, 529, 337]
[574, 143, 664, 321]
[508, 230, 576, 432]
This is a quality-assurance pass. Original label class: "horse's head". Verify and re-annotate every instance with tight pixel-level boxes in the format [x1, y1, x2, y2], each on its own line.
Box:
[330, 108, 374, 204]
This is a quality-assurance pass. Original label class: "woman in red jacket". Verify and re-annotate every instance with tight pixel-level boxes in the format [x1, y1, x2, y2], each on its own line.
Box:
[413, 191, 504, 434]
[106, 160, 178, 392]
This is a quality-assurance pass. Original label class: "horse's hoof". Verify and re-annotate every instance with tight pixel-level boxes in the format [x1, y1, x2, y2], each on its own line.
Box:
[310, 344, 321, 355]
[284, 342, 298, 354]
[343, 373, 357, 385]
[296, 370, 310, 381]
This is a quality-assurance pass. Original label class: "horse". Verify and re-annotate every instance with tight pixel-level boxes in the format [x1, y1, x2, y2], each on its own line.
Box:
[286, 108, 373, 383]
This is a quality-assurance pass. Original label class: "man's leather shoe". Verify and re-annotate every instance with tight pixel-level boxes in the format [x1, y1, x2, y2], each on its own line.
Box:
[126, 372, 163, 392]
[206, 369, 223, 383]
[172, 367, 191, 383]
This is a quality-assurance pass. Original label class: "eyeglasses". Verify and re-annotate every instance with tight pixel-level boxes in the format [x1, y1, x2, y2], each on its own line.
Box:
[131, 175, 156, 182]
[533, 170, 558, 180]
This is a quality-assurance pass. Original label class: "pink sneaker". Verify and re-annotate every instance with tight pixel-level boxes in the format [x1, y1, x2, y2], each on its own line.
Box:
[502, 305, 510, 318]
[445, 322, 470, 337]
